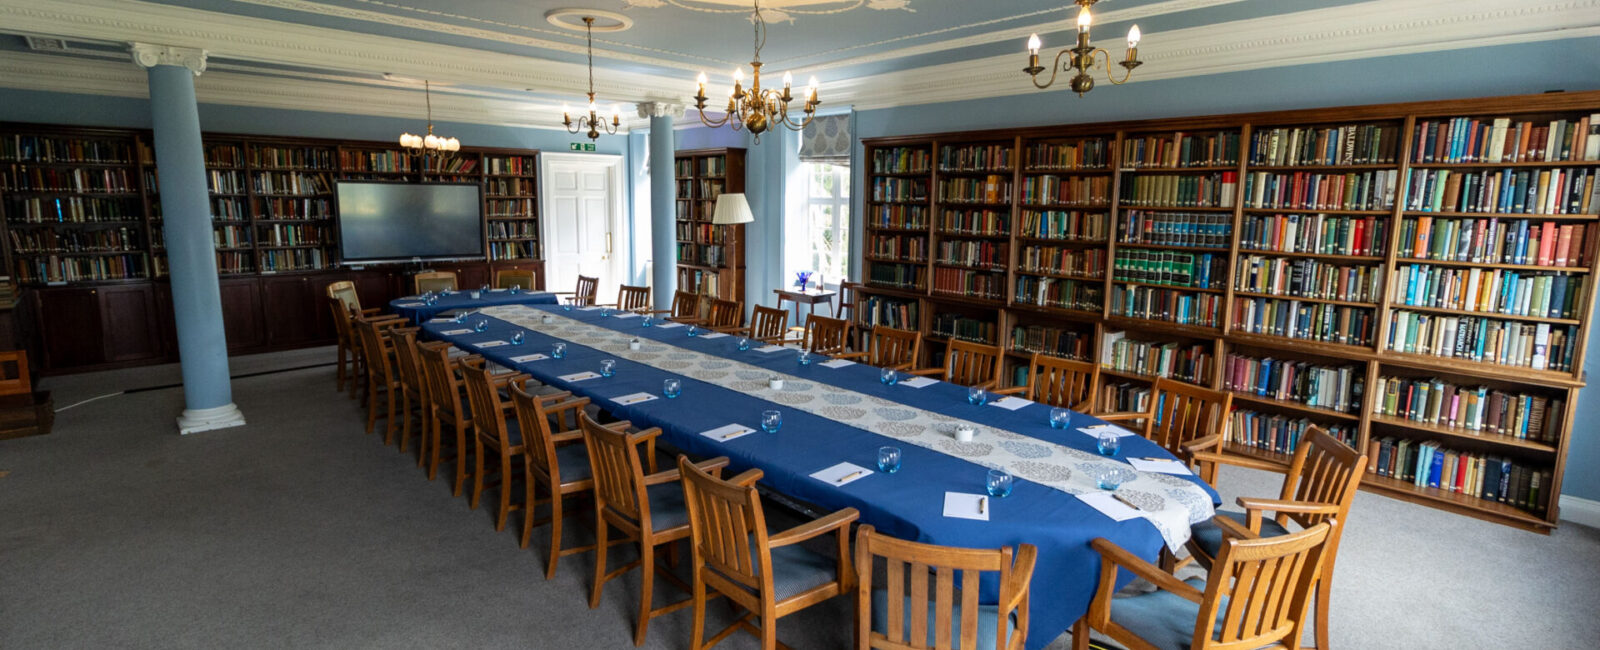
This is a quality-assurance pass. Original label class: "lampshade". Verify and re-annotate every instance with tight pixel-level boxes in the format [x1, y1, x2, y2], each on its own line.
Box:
[711, 193, 755, 225]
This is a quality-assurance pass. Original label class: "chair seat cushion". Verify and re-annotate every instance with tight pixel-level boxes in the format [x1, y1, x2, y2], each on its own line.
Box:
[1107, 577, 1223, 650]
[870, 589, 1015, 650]
[1189, 510, 1291, 560]
[759, 543, 838, 602]
[645, 482, 690, 531]
[551, 442, 591, 483]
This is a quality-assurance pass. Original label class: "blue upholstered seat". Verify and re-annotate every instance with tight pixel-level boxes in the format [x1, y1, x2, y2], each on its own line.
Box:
[756, 543, 838, 602]
[1106, 577, 1225, 650]
[1189, 510, 1291, 559]
[645, 482, 690, 531]
[550, 442, 591, 482]
[870, 590, 1016, 650]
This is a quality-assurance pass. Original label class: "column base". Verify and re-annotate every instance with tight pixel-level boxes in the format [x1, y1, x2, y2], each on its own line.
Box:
[177, 403, 246, 435]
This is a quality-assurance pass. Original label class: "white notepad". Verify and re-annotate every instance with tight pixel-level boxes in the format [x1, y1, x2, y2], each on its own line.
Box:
[1128, 457, 1193, 476]
[577, 306, 602, 311]
[612, 392, 659, 406]
[899, 376, 938, 388]
[1079, 424, 1138, 438]
[476, 340, 509, 348]
[943, 492, 990, 521]
[810, 462, 872, 486]
[655, 322, 684, 329]
[1078, 491, 1142, 522]
[700, 423, 756, 442]
[613, 312, 640, 319]
[439, 329, 472, 335]
[509, 353, 549, 363]
[753, 345, 788, 354]
[558, 371, 602, 382]
[989, 396, 1032, 411]
[818, 359, 856, 369]
[698, 331, 728, 339]
[394, 302, 424, 307]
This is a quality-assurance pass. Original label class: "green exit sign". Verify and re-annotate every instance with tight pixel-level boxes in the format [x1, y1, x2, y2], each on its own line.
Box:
[569, 142, 596, 152]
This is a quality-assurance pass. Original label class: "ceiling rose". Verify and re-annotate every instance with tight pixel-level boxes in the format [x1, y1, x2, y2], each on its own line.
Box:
[545, 8, 634, 32]
[622, 0, 913, 23]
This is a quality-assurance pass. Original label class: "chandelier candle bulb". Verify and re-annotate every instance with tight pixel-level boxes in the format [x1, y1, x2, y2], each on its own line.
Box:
[1077, 5, 1092, 32]
[1028, 33, 1041, 54]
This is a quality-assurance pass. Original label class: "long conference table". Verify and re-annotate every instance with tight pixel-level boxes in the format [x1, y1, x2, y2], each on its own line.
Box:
[421, 304, 1221, 649]
[389, 289, 559, 324]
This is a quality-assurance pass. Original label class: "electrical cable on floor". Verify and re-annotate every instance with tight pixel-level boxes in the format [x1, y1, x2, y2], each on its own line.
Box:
[52, 361, 338, 412]
[53, 392, 124, 413]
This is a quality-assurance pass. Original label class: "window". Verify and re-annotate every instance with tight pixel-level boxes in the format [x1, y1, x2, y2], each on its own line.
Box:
[799, 162, 850, 287]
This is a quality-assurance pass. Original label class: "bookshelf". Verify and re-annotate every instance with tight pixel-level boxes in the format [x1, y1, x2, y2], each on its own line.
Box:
[860, 90, 1600, 531]
[673, 148, 746, 300]
[0, 128, 152, 283]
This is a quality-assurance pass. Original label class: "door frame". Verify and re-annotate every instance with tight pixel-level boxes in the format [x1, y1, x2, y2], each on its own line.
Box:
[538, 152, 627, 299]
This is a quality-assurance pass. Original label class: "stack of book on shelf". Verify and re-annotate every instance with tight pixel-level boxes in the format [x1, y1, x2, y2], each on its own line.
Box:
[1009, 324, 1090, 360]
[1385, 310, 1575, 372]
[1224, 354, 1363, 414]
[0, 277, 17, 309]
[1409, 114, 1600, 164]
[1230, 412, 1356, 455]
[1240, 213, 1387, 257]
[1100, 331, 1211, 384]
[1367, 437, 1550, 513]
[858, 295, 919, 330]
[1398, 217, 1588, 268]
[931, 313, 995, 343]
[1247, 124, 1400, 166]
[1373, 375, 1563, 443]
[1402, 167, 1598, 214]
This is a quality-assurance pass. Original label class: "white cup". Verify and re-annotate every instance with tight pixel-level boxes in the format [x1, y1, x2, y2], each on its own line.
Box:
[629, 339, 641, 351]
[768, 377, 784, 390]
[955, 426, 975, 442]
[470, 290, 481, 299]
[541, 315, 553, 324]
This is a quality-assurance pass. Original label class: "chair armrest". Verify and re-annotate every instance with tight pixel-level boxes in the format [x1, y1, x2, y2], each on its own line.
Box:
[358, 307, 383, 315]
[550, 430, 584, 444]
[642, 308, 672, 315]
[1094, 411, 1147, 422]
[770, 507, 859, 548]
[1088, 538, 1204, 603]
[392, 326, 420, 336]
[1181, 434, 1222, 456]
[1000, 544, 1039, 613]
[711, 325, 747, 334]
[642, 456, 730, 486]
[906, 367, 945, 377]
[1236, 497, 1338, 532]
[834, 351, 868, 361]
[1214, 513, 1262, 541]
[728, 468, 764, 488]
[1070, 398, 1094, 412]
[538, 390, 576, 403]
[992, 386, 1028, 396]
[490, 373, 530, 387]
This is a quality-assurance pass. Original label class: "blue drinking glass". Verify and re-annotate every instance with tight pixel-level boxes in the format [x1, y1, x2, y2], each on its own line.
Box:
[761, 410, 782, 434]
[663, 379, 681, 399]
[511, 330, 525, 346]
[474, 319, 488, 333]
[878, 446, 902, 474]
[986, 469, 1014, 498]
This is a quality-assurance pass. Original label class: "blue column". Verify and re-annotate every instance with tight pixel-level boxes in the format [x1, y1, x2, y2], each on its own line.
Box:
[136, 45, 244, 434]
[648, 108, 678, 311]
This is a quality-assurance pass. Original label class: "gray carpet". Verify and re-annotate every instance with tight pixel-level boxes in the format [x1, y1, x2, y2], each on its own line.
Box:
[2, 350, 1598, 649]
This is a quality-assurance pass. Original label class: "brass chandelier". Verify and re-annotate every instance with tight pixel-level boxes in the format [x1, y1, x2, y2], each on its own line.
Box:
[399, 80, 461, 159]
[563, 16, 621, 141]
[691, 0, 819, 143]
[1024, 0, 1143, 96]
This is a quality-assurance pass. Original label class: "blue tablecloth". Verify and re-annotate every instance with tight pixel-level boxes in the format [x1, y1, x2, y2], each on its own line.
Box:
[388, 290, 558, 324]
[422, 305, 1220, 650]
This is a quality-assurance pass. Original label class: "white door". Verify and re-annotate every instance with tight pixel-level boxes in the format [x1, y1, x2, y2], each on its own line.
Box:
[541, 154, 624, 305]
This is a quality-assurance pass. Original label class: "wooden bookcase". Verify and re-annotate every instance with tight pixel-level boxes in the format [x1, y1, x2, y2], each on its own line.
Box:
[674, 148, 746, 301]
[860, 90, 1600, 531]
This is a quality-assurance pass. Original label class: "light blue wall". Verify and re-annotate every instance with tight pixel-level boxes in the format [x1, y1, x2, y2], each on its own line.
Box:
[852, 37, 1600, 503]
[675, 122, 751, 151]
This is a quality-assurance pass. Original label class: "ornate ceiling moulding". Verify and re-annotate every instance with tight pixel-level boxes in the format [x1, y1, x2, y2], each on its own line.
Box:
[622, 0, 913, 24]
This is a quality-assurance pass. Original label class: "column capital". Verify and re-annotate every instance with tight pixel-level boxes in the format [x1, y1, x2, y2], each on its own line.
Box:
[130, 43, 208, 75]
[636, 102, 685, 119]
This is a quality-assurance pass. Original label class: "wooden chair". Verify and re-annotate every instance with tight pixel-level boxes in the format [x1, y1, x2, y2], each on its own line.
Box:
[560, 275, 599, 306]
[801, 314, 853, 355]
[705, 298, 743, 330]
[1009, 353, 1099, 410]
[837, 326, 922, 370]
[416, 341, 476, 495]
[837, 280, 861, 325]
[855, 524, 1037, 650]
[1095, 377, 1231, 483]
[352, 315, 409, 441]
[648, 290, 705, 325]
[1186, 427, 1366, 650]
[679, 457, 859, 650]
[0, 350, 29, 397]
[385, 328, 429, 455]
[495, 268, 537, 290]
[581, 412, 730, 647]
[1072, 520, 1336, 650]
[325, 280, 378, 395]
[414, 270, 458, 294]
[927, 339, 1004, 389]
[511, 382, 601, 579]
[723, 305, 791, 343]
[459, 359, 532, 532]
[605, 284, 651, 313]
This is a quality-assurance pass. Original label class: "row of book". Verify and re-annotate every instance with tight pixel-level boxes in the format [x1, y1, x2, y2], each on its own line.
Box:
[209, 197, 245, 220]
[1397, 217, 1588, 268]
[1223, 354, 1364, 414]
[486, 198, 536, 219]
[1013, 276, 1103, 312]
[675, 179, 694, 199]
[250, 146, 337, 170]
[4, 196, 142, 223]
[488, 241, 537, 261]
[1022, 139, 1110, 171]
[19, 253, 147, 282]
[1019, 175, 1110, 206]
[1118, 211, 1234, 248]
[931, 267, 1003, 300]
[867, 262, 926, 290]
[205, 145, 243, 167]
[1242, 170, 1398, 211]
[258, 198, 333, 221]
[871, 178, 928, 203]
[487, 221, 536, 241]
[422, 158, 477, 175]
[259, 224, 325, 247]
[931, 312, 996, 343]
[1232, 297, 1375, 346]
[1101, 332, 1213, 385]
[939, 145, 1013, 172]
[1018, 245, 1105, 278]
[1373, 375, 1564, 442]
[871, 147, 932, 175]
[678, 268, 723, 296]
[1, 135, 132, 164]
[1386, 310, 1575, 372]
[338, 150, 414, 173]
[1393, 264, 1583, 320]
[1110, 286, 1222, 328]
[1409, 114, 1600, 164]
[1369, 439, 1549, 513]
[1118, 172, 1237, 208]
[1238, 213, 1388, 257]
[2, 166, 135, 193]
[937, 176, 1012, 204]
[252, 172, 331, 196]
[937, 208, 1009, 236]
[1246, 124, 1401, 167]
[868, 234, 926, 262]
[216, 251, 254, 274]
[697, 179, 726, 201]
[857, 295, 920, 330]
[674, 159, 694, 178]
[937, 240, 1007, 270]
[1401, 167, 1599, 215]
[698, 156, 728, 177]
[677, 243, 727, 268]
[484, 155, 536, 176]
[9, 227, 143, 254]
[212, 225, 250, 249]
[871, 204, 928, 230]
[1234, 255, 1383, 303]
[207, 170, 246, 194]
[1020, 210, 1108, 242]
[260, 248, 328, 272]
[1010, 324, 1092, 360]
[675, 222, 730, 245]
[1121, 131, 1240, 168]
[486, 178, 535, 197]
[1114, 249, 1225, 289]
[1097, 382, 1153, 415]
[1229, 410, 1357, 455]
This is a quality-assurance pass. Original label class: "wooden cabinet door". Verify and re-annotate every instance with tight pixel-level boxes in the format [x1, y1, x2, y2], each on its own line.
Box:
[491, 261, 547, 290]
[261, 275, 321, 346]
[218, 277, 266, 352]
[35, 287, 105, 369]
[451, 263, 492, 291]
[97, 285, 163, 363]
[349, 270, 393, 313]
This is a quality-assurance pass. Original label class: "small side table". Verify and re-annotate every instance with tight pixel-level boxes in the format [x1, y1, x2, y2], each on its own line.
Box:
[773, 288, 837, 327]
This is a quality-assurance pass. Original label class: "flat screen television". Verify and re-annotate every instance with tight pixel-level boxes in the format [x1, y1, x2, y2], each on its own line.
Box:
[334, 182, 484, 264]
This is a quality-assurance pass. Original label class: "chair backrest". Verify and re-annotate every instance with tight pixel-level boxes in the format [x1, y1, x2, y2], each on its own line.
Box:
[352, 318, 395, 381]
[414, 270, 458, 294]
[678, 456, 771, 597]
[416, 341, 465, 418]
[1278, 427, 1367, 531]
[581, 411, 655, 531]
[1148, 377, 1232, 456]
[325, 280, 361, 311]
[804, 314, 852, 355]
[495, 269, 537, 290]
[0, 350, 31, 397]
[943, 340, 1003, 387]
[459, 360, 514, 448]
[1197, 521, 1334, 649]
[864, 326, 921, 369]
[706, 298, 743, 329]
[616, 285, 651, 312]
[573, 275, 599, 305]
[1025, 353, 1100, 410]
[328, 299, 355, 343]
[671, 290, 702, 320]
[838, 280, 860, 314]
[386, 328, 424, 394]
[748, 305, 790, 341]
[511, 383, 583, 484]
[856, 524, 1036, 650]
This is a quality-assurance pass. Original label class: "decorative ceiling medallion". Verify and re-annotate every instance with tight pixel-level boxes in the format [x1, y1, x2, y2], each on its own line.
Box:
[544, 8, 635, 32]
[622, 0, 913, 24]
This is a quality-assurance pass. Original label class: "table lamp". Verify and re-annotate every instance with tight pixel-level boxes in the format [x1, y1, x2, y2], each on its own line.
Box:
[709, 193, 754, 299]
